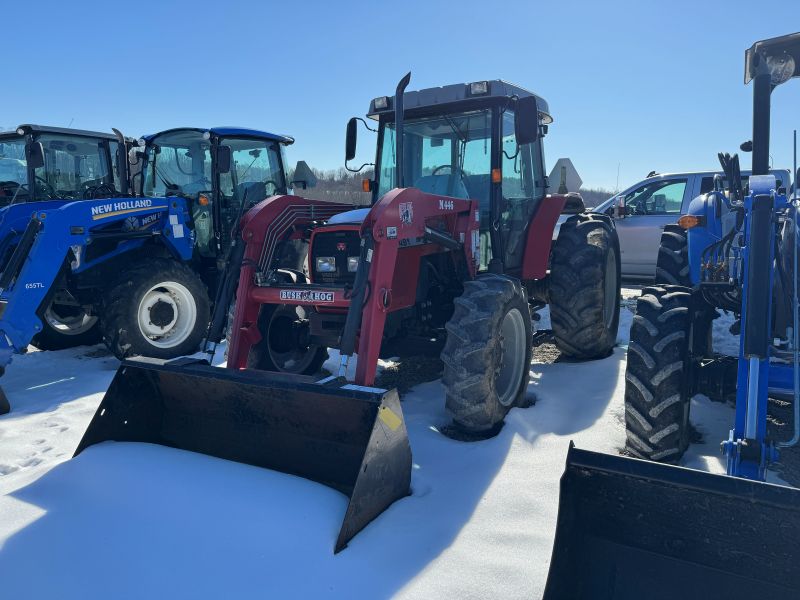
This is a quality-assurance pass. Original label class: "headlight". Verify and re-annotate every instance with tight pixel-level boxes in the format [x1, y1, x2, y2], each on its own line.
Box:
[316, 256, 336, 272]
[767, 53, 796, 86]
[348, 257, 359, 272]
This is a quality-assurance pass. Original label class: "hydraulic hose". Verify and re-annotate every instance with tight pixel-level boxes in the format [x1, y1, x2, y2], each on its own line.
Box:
[779, 129, 799, 448]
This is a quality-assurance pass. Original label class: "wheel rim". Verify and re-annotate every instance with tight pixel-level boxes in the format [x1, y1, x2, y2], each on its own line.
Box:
[267, 307, 318, 373]
[496, 307, 527, 407]
[136, 281, 197, 349]
[44, 303, 98, 336]
[603, 248, 618, 328]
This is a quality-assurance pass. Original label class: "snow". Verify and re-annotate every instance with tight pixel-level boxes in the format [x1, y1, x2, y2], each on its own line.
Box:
[0, 287, 770, 598]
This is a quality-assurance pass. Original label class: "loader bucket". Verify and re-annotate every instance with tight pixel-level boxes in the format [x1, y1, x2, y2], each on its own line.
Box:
[543, 444, 800, 600]
[75, 358, 412, 552]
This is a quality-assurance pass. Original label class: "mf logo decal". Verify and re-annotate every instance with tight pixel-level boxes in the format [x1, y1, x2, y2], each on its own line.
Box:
[439, 199, 454, 211]
[399, 202, 413, 225]
[279, 290, 335, 303]
[386, 226, 398, 239]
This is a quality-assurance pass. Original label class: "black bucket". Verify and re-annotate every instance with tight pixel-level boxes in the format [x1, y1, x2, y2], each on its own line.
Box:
[75, 358, 412, 552]
[544, 443, 800, 599]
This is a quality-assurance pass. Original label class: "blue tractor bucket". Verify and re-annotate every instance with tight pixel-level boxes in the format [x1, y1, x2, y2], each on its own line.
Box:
[543, 444, 800, 599]
[74, 358, 412, 552]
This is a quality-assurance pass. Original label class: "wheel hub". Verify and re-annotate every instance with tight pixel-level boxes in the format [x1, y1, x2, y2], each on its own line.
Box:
[495, 308, 527, 407]
[136, 281, 197, 349]
[149, 299, 176, 328]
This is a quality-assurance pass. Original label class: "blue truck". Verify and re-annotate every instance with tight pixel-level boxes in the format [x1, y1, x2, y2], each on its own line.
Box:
[0, 125, 312, 412]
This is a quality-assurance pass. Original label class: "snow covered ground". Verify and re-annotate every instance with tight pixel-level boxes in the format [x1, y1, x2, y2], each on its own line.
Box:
[0, 287, 769, 599]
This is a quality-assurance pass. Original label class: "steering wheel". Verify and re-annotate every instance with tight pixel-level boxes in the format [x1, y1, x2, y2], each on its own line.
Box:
[83, 184, 117, 199]
[34, 176, 56, 199]
[431, 164, 459, 177]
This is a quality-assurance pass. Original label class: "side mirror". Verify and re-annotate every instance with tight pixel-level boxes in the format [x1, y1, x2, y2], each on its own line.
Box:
[26, 141, 45, 169]
[291, 160, 317, 190]
[515, 96, 540, 146]
[214, 145, 231, 174]
[345, 118, 358, 162]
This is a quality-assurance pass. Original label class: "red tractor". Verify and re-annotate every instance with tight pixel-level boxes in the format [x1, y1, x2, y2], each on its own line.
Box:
[76, 74, 622, 552]
[226, 74, 621, 434]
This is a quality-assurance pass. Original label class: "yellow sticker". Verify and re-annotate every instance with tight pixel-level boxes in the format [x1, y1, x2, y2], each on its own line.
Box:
[378, 406, 402, 431]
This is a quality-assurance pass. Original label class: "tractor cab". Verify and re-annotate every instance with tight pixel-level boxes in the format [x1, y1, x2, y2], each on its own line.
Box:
[0, 124, 130, 206]
[346, 81, 553, 272]
[138, 127, 309, 259]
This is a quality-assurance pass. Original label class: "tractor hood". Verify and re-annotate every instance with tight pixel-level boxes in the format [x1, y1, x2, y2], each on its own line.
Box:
[326, 207, 370, 225]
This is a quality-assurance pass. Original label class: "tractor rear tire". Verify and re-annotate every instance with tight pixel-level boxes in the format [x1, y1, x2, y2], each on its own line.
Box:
[32, 292, 101, 351]
[441, 274, 533, 433]
[655, 224, 690, 286]
[624, 285, 692, 462]
[247, 304, 329, 375]
[101, 259, 210, 360]
[549, 214, 620, 359]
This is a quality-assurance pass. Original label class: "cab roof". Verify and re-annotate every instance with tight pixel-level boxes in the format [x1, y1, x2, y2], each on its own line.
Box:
[142, 127, 294, 145]
[0, 124, 118, 140]
[367, 80, 552, 124]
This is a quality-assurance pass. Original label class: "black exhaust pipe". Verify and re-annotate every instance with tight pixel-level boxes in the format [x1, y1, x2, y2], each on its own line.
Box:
[394, 72, 411, 188]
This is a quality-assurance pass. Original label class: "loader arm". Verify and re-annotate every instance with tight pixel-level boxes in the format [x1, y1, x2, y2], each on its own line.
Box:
[227, 190, 479, 386]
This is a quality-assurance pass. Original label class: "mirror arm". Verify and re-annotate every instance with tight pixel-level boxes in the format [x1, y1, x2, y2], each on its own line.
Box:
[344, 161, 374, 174]
[352, 117, 377, 133]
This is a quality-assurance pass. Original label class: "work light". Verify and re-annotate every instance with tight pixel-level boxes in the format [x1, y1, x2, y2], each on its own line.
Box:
[316, 257, 336, 272]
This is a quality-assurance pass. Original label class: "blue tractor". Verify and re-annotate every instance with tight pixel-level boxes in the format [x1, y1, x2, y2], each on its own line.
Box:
[624, 32, 800, 481]
[542, 34, 800, 598]
[0, 125, 308, 413]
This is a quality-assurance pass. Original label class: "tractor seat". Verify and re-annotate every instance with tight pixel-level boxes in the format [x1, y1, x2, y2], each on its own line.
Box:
[413, 174, 469, 199]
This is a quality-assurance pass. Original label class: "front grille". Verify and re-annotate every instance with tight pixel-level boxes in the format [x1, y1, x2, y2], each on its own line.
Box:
[310, 229, 360, 286]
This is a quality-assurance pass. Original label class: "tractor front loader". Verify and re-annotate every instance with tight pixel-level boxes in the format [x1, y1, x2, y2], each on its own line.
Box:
[75, 74, 620, 551]
[545, 33, 800, 598]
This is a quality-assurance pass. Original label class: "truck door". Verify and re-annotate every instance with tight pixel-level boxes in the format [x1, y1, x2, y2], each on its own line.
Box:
[614, 177, 689, 278]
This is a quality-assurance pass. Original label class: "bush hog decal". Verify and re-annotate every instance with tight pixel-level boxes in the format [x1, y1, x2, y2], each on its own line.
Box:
[279, 290, 335, 303]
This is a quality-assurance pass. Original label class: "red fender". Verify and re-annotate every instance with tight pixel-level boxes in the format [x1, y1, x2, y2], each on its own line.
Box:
[521, 194, 569, 280]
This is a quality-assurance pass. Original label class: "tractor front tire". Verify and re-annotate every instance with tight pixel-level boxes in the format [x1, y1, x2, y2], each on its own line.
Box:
[441, 274, 533, 433]
[247, 304, 329, 375]
[101, 259, 210, 360]
[655, 224, 690, 286]
[32, 293, 101, 351]
[549, 213, 621, 359]
[624, 285, 692, 462]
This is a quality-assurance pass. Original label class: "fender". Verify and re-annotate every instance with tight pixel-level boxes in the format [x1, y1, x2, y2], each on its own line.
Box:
[521, 194, 568, 279]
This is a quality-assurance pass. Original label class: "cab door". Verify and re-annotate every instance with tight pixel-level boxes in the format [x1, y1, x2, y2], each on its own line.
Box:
[614, 177, 689, 278]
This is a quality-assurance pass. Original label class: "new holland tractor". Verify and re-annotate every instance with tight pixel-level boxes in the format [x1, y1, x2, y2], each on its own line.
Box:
[0, 125, 307, 414]
[543, 33, 800, 599]
[73, 74, 621, 552]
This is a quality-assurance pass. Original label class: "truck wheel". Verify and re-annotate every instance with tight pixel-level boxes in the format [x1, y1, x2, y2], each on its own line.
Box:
[624, 285, 692, 462]
[441, 274, 532, 433]
[655, 224, 690, 286]
[549, 213, 620, 359]
[247, 304, 328, 375]
[101, 259, 210, 360]
[32, 291, 101, 350]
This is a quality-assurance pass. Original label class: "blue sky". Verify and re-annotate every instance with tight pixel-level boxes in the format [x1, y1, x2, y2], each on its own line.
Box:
[3, 0, 798, 190]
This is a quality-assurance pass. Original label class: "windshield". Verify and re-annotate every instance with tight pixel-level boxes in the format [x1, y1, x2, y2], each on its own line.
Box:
[144, 130, 211, 197]
[143, 131, 286, 202]
[218, 137, 286, 203]
[0, 137, 27, 203]
[377, 110, 492, 207]
[0, 134, 118, 202]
